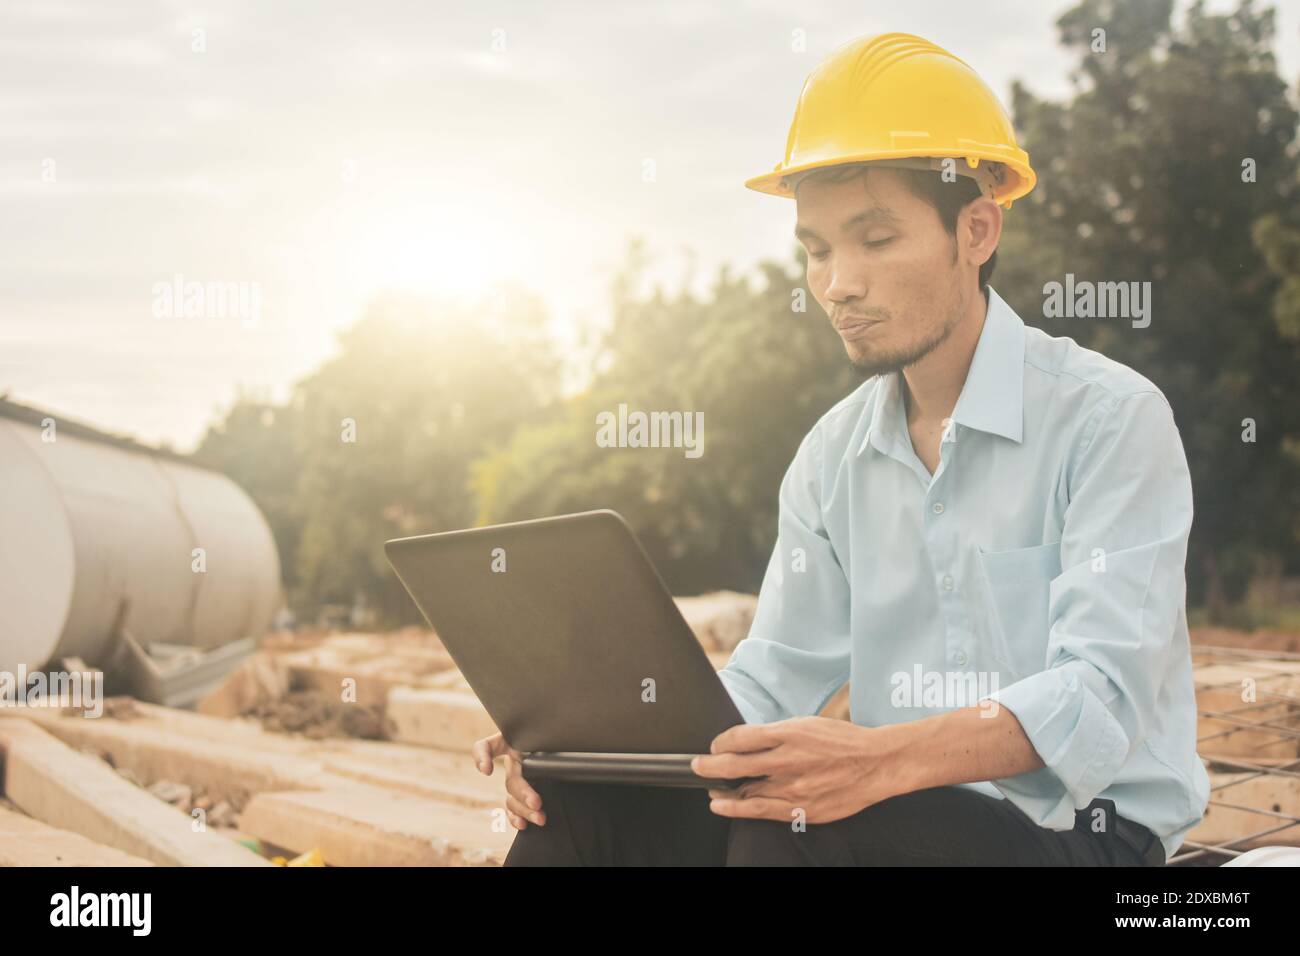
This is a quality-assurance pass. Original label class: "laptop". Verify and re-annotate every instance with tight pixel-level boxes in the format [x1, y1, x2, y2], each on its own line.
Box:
[384, 509, 753, 788]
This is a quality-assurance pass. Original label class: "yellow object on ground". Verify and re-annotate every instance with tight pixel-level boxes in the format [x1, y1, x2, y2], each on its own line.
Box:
[270, 848, 325, 866]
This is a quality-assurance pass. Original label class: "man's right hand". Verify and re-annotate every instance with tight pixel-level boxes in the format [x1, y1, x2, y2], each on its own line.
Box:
[473, 732, 546, 829]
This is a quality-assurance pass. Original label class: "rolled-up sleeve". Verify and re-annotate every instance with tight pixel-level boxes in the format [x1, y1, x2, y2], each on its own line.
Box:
[719, 426, 853, 724]
[985, 390, 1194, 825]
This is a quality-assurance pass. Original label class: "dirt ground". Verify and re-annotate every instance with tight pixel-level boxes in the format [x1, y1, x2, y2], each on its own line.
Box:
[1189, 627, 1300, 655]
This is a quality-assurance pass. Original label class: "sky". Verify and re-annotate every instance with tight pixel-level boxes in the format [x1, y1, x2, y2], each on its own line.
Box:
[2, 0, 1296, 450]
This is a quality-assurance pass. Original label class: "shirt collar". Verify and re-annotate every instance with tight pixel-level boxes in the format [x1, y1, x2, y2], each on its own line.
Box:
[859, 368, 907, 460]
[949, 286, 1025, 443]
[857, 285, 1025, 458]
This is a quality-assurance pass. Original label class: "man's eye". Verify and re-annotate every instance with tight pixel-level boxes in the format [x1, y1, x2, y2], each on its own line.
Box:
[864, 237, 895, 248]
[809, 249, 830, 261]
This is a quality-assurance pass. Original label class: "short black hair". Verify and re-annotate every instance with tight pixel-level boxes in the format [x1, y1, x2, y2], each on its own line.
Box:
[794, 163, 996, 292]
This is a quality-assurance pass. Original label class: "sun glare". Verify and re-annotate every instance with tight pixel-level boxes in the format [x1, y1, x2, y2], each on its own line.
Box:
[347, 206, 517, 301]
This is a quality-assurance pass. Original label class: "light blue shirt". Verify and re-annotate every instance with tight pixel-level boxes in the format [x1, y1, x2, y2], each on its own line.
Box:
[719, 286, 1210, 863]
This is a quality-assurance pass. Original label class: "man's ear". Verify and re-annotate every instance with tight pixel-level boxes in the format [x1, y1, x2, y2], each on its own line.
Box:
[961, 197, 1003, 271]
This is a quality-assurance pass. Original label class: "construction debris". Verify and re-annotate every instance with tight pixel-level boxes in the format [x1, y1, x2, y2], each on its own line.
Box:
[195, 592, 761, 742]
[240, 787, 509, 866]
[196, 651, 290, 719]
[0, 804, 154, 867]
[1, 605, 1296, 867]
[248, 689, 385, 740]
[1179, 646, 1300, 864]
[675, 591, 758, 652]
[384, 687, 497, 751]
[0, 719, 272, 866]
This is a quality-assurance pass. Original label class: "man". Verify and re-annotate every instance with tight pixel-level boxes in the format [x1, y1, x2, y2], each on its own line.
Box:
[476, 32, 1210, 865]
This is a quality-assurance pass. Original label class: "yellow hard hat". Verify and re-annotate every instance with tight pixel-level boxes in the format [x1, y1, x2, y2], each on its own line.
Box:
[746, 33, 1036, 208]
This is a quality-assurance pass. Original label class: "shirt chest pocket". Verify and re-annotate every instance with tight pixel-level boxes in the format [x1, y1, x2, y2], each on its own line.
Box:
[974, 541, 1062, 684]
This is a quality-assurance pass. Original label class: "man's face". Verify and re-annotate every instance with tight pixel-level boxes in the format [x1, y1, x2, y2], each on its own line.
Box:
[794, 167, 970, 377]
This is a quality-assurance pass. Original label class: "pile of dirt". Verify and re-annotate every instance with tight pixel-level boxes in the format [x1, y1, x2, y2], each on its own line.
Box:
[140, 778, 238, 826]
[248, 689, 385, 740]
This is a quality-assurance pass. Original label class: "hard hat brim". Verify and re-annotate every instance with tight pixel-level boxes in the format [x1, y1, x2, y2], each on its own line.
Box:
[745, 149, 1036, 208]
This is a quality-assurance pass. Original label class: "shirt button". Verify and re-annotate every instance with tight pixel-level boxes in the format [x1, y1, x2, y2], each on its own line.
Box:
[932, 502, 945, 514]
[942, 575, 954, 591]
[953, 650, 968, 666]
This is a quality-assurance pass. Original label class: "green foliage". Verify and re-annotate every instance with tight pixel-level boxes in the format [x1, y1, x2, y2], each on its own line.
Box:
[998, 0, 1300, 613]
[1253, 213, 1300, 340]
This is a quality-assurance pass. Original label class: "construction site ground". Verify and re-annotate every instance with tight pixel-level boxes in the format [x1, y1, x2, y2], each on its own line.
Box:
[1, 592, 1296, 867]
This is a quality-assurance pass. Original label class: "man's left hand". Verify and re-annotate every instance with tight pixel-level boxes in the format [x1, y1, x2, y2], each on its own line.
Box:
[693, 716, 909, 824]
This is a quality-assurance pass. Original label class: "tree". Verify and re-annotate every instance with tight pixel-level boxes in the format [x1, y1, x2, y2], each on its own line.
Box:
[997, 0, 1300, 616]
[195, 286, 562, 623]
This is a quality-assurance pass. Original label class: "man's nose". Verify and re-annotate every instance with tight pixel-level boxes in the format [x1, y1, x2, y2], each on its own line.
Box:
[824, 260, 868, 304]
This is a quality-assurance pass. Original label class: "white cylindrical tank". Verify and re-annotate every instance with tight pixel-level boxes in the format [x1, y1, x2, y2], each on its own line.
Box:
[0, 401, 282, 673]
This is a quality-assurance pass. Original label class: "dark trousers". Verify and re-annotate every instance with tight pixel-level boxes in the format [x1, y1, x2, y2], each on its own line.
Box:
[504, 779, 1165, 866]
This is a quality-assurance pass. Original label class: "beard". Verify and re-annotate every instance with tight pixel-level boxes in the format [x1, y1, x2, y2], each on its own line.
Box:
[847, 302, 965, 378]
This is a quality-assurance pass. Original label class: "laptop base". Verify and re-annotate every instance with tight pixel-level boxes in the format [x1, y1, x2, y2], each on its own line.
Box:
[521, 752, 757, 789]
